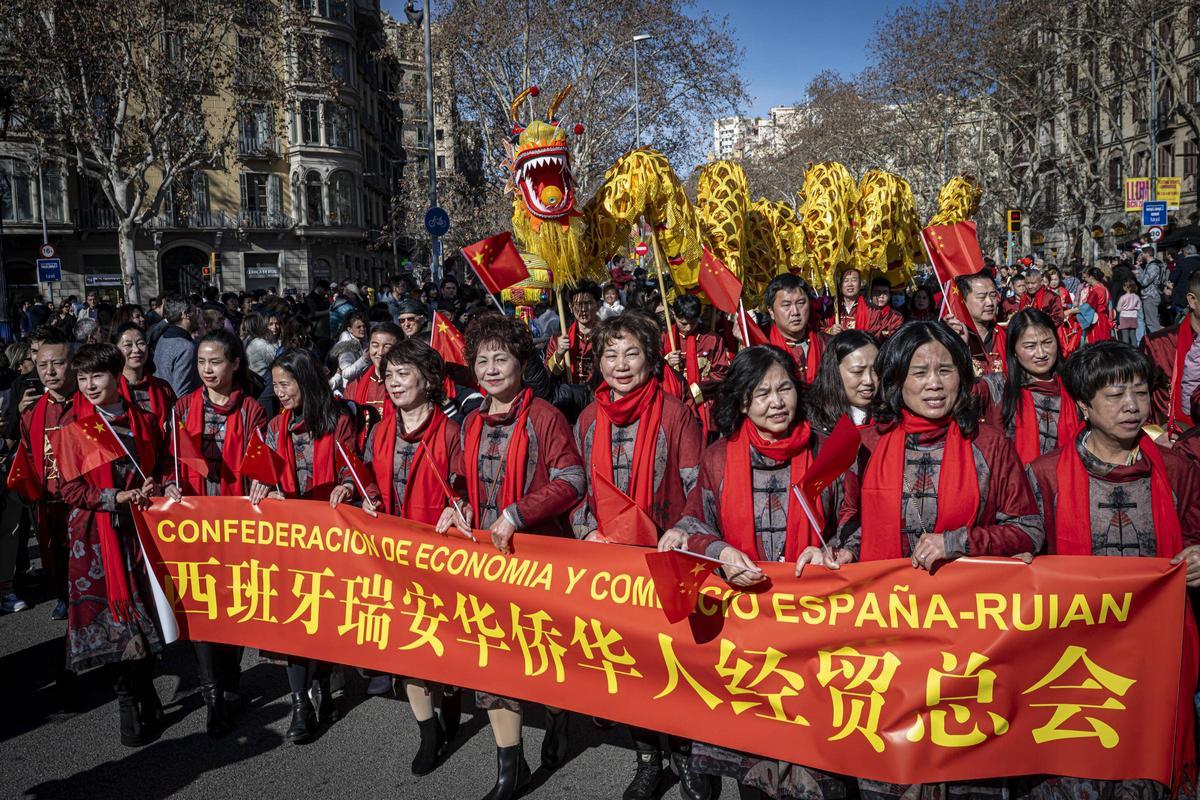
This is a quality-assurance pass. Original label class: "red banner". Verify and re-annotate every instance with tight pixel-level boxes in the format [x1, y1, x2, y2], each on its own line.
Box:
[135, 497, 1191, 786]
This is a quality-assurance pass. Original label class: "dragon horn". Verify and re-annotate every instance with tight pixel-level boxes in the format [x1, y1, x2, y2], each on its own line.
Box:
[509, 87, 535, 124]
[547, 83, 574, 120]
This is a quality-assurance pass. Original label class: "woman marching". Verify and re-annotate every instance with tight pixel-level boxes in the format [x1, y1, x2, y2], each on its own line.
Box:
[59, 343, 164, 746]
[360, 338, 466, 777]
[113, 322, 176, 431]
[1026, 341, 1200, 800]
[805, 330, 879, 434]
[437, 312, 584, 800]
[829, 321, 1043, 800]
[571, 312, 705, 800]
[163, 329, 267, 736]
[984, 309, 1084, 465]
[248, 348, 359, 745]
[657, 345, 861, 800]
[1082, 267, 1114, 345]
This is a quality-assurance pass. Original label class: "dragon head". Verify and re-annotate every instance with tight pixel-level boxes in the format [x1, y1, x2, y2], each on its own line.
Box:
[508, 85, 579, 222]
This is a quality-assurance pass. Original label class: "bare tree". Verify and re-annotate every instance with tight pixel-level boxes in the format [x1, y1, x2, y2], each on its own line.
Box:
[437, 0, 748, 203]
[7, 0, 304, 303]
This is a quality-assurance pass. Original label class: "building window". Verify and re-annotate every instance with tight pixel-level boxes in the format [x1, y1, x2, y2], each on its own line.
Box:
[305, 170, 324, 224]
[240, 172, 281, 225]
[1191, 70, 1200, 105]
[300, 99, 321, 144]
[324, 103, 354, 148]
[1159, 143, 1175, 177]
[324, 39, 351, 85]
[0, 158, 34, 221]
[1108, 157, 1122, 192]
[238, 104, 274, 152]
[435, 128, 444, 141]
[436, 154, 445, 170]
[42, 165, 65, 222]
[319, 0, 347, 19]
[1109, 94, 1122, 131]
[329, 171, 355, 226]
[1184, 138, 1198, 177]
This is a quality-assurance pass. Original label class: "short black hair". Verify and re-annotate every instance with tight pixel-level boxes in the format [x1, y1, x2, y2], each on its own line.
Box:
[465, 312, 535, 366]
[672, 294, 702, 321]
[383, 338, 446, 405]
[954, 271, 994, 298]
[870, 321, 979, 436]
[71, 342, 124, 376]
[111, 322, 145, 344]
[31, 324, 68, 346]
[764, 273, 812, 310]
[1062, 340, 1151, 405]
[591, 311, 664, 380]
[567, 281, 602, 304]
[870, 277, 891, 293]
[712, 345, 805, 436]
[370, 321, 404, 341]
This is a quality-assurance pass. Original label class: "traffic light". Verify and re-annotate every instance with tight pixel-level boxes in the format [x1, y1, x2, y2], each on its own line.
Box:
[1006, 209, 1023, 234]
[202, 252, 216, 278]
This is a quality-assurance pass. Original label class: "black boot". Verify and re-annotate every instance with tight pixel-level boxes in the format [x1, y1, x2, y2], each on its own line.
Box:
[314, 677, 340, 725]
[439, 687, 461, 742]
[201, 684, 231, 736]
[411, 716, 443, 776]
[737, 786, 768, 800]
[679, 755, 716, 800]
[116, 684, 147, 747]
[285, 692, 316, 744]
[540, 710, 569, 771]
[622, 749, 664, 800]
[480, 743, 531, 800]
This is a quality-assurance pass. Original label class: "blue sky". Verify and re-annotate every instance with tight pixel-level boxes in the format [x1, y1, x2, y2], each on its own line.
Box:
[692, 0, 896, 117]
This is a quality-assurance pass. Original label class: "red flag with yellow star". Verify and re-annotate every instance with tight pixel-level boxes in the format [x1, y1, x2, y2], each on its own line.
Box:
[460, 232, 529, 295]
[6, 440, 42, 502]
[645, 548, 720, 623]
[698, 247, 743, 313]
[48, 418, 125, 482]
[173, 417, 210, 478]
[240, 428, 284, 486]
[430, 311, 467, 366]
[921, 221, 985, 285]
[593, 470, 658, 547]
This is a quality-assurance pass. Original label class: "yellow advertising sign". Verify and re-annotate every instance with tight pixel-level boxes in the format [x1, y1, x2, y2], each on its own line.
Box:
[1124, 177, 1151, 212]
[1158, 177, 1181, 210]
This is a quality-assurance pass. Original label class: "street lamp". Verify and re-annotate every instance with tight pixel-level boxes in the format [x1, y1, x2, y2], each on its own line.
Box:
[632, 33, 653, 149]
[404, 0, 441, 282]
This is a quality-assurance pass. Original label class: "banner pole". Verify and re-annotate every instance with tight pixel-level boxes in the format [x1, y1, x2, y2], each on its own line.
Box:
[97, 410, 147, 483]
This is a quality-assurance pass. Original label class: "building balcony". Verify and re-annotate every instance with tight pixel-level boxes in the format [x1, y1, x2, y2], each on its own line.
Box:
[148, 209, 220, 229]
[238, 210, 294, 229]
[77, 207, 119, 230]
[237, 135, 282, 159]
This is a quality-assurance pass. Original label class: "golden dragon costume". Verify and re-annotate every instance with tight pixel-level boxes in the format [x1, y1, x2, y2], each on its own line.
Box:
[504, 84, 981, 306]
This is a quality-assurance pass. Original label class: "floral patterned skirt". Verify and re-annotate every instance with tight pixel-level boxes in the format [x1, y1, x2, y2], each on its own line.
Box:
[65, 508, 163, 673]
[691, 742, 851, 800]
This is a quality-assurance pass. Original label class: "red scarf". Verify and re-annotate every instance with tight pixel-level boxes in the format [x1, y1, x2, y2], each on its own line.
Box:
[353, 364, 382, 407]
[76, 399, 159, 622]
[769, 326, 821, 383]
[860, 412, 979, 560]
[372, 403, 450, 524]
[464, 388, 534, 520]
[1054, 432, 1182, 557]
[592, 379, 663, 513]
[118, 374, 173, 426]
[838, 296, 872, 331]
[179, 388, 247, 496]
[720, 420, 817, 562]
[1169, 320, 1197, 434]
[276, 409, 335, 497]
[1014, 377, 1082, 465]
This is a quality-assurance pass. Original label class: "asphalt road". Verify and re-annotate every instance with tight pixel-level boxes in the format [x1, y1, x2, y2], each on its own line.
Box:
[0, 537, 737, 800]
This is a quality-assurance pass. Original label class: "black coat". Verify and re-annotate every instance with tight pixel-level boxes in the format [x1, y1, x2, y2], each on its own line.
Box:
[1170, 255, 1200, 306]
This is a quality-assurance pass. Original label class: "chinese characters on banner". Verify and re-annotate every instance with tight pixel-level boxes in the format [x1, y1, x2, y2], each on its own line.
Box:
[134, 498, 1192, 786]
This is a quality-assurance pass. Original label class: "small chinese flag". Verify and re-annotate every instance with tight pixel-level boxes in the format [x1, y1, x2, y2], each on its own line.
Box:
[737, 304, 769, 347]
[240, 428, 284, 486]
[645, 549, 720, 623]
[698, 248, 744, 313]
[431, 311, 467, 366]
[795, 415, 861, 529]
[6, 440, 42, 502]
[940, 280, 979, 336]
[460, 232, 530, 295]
[336, 441, 375, 492]
[173, 419, 210, 478]
[921, 221, 985, 285]
[593, 470, 658, 547]
[49, 418, 125, 482]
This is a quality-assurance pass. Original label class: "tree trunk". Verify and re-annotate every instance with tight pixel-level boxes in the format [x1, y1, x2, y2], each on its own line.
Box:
[118, 223, 142, 305]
